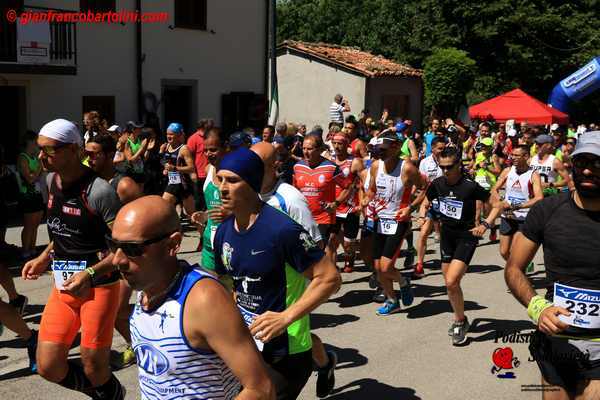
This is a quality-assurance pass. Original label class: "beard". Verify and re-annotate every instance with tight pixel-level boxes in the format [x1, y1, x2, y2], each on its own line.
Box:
[573, 169, 600, 198]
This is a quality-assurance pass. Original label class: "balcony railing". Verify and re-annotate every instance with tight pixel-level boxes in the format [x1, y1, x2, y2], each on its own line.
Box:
[0, 6, 76, 74]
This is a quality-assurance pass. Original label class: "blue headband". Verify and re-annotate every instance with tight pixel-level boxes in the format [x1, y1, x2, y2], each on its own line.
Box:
[218, 148, 264, 193]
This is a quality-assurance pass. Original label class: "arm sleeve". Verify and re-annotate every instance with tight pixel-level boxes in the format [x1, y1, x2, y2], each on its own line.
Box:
[281, 220, 325, 274]
[520, 201, 547, 244]
[87, 178, 121, 225]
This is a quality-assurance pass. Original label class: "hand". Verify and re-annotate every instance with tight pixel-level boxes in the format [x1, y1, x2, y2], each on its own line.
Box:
[207, 207, 225, 223]
[165, 163, 176, 172]
[191, 211, 208, 226]
[470, 224, 487, 237]
[416, 216, 426, 228]
[324, 202, 338, 212]
[22, 253, 51, 280]
[249, 311, 292, 343]
[141, 138, 149, 147]
[63, 270, 92, 298]
[538, 306, 571, 335]
[499, 201, 512, 211]
[395, 206, 411, 221]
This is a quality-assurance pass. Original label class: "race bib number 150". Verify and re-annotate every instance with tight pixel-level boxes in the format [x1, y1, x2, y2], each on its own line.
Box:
[439, 198, 463, 220]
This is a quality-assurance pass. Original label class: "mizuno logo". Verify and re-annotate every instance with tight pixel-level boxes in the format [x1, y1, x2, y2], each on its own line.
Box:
[559, 289, 577, 298]
[251, 249, 266, 255]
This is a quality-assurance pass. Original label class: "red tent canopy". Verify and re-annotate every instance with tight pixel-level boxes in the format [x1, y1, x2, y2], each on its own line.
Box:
[469, 88, 569, 125]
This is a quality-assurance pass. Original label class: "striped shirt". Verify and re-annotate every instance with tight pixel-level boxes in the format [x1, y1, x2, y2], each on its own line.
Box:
[329, 102, 344, 123]
[130, 262, 240, 400]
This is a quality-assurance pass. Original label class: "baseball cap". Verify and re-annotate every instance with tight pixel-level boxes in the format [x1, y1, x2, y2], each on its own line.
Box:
[126, 121, 144, 130]
[571, 131, 600, 158]
[475, 153, 487, 165]
[167, 122, 184, 134]
[480, 137, 493, 147]
[229, 131, 252, 148]
[550, 123, 559, 132]
[535, 134, 554, 145]
[107, 125, 122, 133]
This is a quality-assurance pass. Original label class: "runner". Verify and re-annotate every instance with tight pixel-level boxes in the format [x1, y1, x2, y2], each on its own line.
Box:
[124, 121, 148, 185]
[213, 148, 341, 399]
[293, 134, 348, 262]
[418, 146, 500, 345]
[347, 120, 369, 160]
[160, 123, 196, 216]
[530, 134, 573, 196]
[109, 196, 274, 400]
[85, 134, 143, 369]
[505, 131, 600, 399]
[252, 142, 338, 398]
[490, 144, 543, 267]
[414, 136, 446, 277]
[22, 119, 125, 399]
[366, 133, 427, 315]
[331, 132, 364, 273]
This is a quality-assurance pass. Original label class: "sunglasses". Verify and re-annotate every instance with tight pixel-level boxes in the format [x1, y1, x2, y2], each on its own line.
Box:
[105, 230, 176, 258]
[573, 157, 600, 171]
[439, 161, 459, 171]
[40, 142, 70, 156]
[84, 150, 102, 159]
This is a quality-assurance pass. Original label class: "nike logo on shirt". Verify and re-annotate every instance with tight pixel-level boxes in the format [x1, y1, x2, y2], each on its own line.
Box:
[251, 249, 266, 255]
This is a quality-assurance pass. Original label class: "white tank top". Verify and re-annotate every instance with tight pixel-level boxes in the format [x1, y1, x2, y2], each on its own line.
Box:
[372, 160, 410, 234]
[503, 166, 533, 221]
[530, 154, 557, 184]
[130, 263, 240, 400]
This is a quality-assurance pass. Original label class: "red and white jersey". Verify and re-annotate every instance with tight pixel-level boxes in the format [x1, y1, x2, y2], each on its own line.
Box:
[334, 156, 359, 218]
[503, 166, 534, 221]
[369, 160, 411, 223]
[293, 159, 344, 225]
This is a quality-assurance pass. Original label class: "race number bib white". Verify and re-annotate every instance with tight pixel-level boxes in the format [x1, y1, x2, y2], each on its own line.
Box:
[210, 225, 217, 248]
[439, 198, 463, 220]
[507, 195, 526, 206]
[554, 283, 600, 329]
[237, 305, 264, 351]
[52, 260, 87, 290]
[168, 171, 182, 185]
[377, 218, 398, 235]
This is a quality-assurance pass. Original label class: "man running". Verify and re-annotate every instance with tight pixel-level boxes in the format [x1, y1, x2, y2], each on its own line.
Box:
[490, 144, 543, 264]
[418, 147, 500, 345]
[110, 196, 274, 400]
[22, 119, 125, 399]
[530, 134, 573, 196]
[505, 131, 600, 399]
[331, 132, 364, 273]
[160, 123, 196, 215]
[213, 148, 341, 399]
[85, 134, 143, 369]
[367, 133, 427, 315]
[414, 136, 446, 277]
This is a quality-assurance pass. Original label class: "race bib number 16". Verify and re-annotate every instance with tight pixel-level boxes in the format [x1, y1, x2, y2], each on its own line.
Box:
[554, 283, 600, 329]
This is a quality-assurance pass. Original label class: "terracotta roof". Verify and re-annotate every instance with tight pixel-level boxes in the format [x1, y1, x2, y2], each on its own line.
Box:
[279, 40, 422, 78]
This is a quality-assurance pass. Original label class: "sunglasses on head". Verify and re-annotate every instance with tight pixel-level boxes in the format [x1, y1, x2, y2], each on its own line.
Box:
[439, 161, 459, 171]
[105, 230, 177, 258]
[573, 157, 600, 171]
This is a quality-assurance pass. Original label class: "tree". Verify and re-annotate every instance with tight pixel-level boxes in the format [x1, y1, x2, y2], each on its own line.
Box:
[424, 48, 476, 117]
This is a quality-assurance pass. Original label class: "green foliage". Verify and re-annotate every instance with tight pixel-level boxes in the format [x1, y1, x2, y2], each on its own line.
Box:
[423, 48, 476, 116]
[277, 0, 600, 122]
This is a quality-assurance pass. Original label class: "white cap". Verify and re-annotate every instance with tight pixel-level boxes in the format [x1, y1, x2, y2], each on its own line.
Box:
[107, 125, 122, 133]
[507, 128, 517, 137]
[39, 119, 82, 146]
[550, 123, 559, 132]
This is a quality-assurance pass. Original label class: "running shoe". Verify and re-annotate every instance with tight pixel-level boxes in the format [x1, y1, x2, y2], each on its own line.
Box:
[452, 317, 470, 346]
[26, 330, 38, 373]
[9, 295, 28, 316]
[316, 350, 337, 398]
[526, 261, 534, 274]
[412, 262, 424, 279]
[342, 262, 353, 273]
[448, 320, 458, 336]
[376, 299, 401, 316]
[399, 281, 414, 307]
[110, 346, 136, 370]
[372, 288, 386, 303]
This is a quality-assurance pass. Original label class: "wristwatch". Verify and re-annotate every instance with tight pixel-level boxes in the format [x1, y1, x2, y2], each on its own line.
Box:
[481, 220, 492, 229]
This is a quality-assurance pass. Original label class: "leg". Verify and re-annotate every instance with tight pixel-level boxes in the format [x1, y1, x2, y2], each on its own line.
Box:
[37, 341, 71, 383]
[311, 333, 328, 368]
[442, 260, 468, 321]
[80, 347, 112, 387]
[575, 379, 600, 400]
[417, 219, 433, 264]
[0, 262, 19, 300]
[0, 300, 32, 338]
[360, 233, 374, 270]
[543, 376, 571, 400]
[182, 194, 196, 217]
[325, 232, 338, 264]
[499, 234, 513, 261]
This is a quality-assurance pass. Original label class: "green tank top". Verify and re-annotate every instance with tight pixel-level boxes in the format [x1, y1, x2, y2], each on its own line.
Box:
[127, 138, 144, 173]
[201, 166, 222, 270]
[18, 153, 41, 194]
[401, 139, 411, 158]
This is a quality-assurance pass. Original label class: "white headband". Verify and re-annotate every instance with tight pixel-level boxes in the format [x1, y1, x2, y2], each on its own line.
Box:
[39, 119, 82, 146]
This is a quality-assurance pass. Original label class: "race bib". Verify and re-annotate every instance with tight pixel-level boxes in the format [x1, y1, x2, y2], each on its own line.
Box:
[237, 305, 264, 351]
[377, 218, 398, 235]
[210, 225, 217, 248]
[439, 198, 463, 220]
[507, 195, 526, 206]
[168, 171, 182, 185]
[52, 260, 87, 290]
[554, 283, 600, 329]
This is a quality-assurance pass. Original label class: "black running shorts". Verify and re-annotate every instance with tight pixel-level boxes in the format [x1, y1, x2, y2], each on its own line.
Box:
[373, 221, 410, 260]
[334, 213, 360, 241]
[499, 217, 524, 236]
[439, 225, 478, 265]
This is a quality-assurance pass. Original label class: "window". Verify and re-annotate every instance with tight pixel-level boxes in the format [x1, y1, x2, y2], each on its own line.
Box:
[174, 0, 207, 30]
[80, 0, 116, 13]
[82, 96, 115, 127]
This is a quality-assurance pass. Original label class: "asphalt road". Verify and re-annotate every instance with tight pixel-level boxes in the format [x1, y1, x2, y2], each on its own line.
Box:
[0, 223, 548, 399]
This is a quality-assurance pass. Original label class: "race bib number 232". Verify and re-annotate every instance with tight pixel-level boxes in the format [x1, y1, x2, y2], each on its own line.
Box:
[554, 283, 600, 329]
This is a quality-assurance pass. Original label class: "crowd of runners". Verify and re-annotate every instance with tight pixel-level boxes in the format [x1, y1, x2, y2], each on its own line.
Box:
[0, 95, 600, 399]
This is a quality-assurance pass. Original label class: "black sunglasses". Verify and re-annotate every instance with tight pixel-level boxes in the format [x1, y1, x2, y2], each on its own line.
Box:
[573, 157, 600, 171]
[105, 230, 177, 258]
[439, 161, 459, 171]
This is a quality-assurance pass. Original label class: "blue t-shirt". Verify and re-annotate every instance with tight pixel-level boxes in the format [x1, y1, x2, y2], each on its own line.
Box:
[424, 131, 435, 156]
[214, 203, 324, 357]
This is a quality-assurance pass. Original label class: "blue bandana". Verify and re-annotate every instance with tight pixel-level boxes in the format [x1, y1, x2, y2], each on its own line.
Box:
[218, 148, 264, 193]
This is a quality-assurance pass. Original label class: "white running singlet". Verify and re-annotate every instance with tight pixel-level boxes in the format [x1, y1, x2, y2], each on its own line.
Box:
[372, 160, 411, 234]
[530, 154, 557, 184]
[503, 166, 534, 221]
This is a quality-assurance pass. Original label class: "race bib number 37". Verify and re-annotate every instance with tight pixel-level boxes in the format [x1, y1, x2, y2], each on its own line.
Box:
[439, 198, 463, 220]
[554, 283, 600, 329]
[52, 260, 87, 290]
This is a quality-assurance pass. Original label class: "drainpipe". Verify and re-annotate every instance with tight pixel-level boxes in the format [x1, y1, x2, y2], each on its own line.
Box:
[263, 0, 270, 120]
[135, 0, 143, 121]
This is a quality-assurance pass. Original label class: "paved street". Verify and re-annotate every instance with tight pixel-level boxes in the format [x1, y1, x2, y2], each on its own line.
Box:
[0, 223, 547, 399]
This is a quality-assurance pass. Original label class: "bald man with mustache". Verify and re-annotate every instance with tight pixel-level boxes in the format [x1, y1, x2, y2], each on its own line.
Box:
[110, 196, 274, 400]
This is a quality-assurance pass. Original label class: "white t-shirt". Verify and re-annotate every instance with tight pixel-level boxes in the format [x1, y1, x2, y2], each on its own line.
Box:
[259, 181, 323, 243]
[419, 155, 443, 182]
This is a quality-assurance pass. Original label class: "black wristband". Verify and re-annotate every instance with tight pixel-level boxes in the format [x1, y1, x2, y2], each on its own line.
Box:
[481, 220, 492, 229]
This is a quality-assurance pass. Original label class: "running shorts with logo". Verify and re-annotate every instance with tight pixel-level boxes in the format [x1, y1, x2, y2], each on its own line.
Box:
[439, 225, 478, 264]
[373, 222, 410, 260]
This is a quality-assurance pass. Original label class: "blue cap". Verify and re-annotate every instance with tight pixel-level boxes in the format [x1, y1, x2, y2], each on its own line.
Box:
[229, 131, 252, 148]
[395, 122, 407, 133]
[167, 122, 183, 134]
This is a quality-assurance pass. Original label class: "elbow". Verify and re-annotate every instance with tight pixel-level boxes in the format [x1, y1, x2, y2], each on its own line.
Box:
[331, 270, 342, 294]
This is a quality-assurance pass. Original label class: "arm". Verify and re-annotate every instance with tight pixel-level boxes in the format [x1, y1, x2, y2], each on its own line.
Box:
[408, 140, 419, 163]
[175, 146, 196, 175]
[490, 168, 510, 208]
[516, 172, 543, 210]
[17, 155, 39, 184]
[552, 158, 574, 190]
[186, 279, 275, 400]
[22, 241, 54, 280]
[125, 138, 148, 162]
